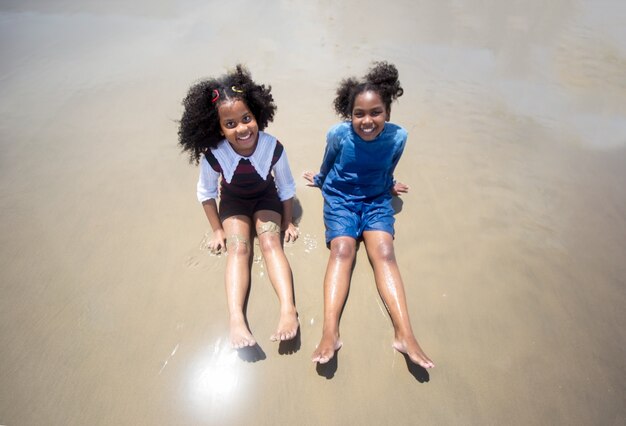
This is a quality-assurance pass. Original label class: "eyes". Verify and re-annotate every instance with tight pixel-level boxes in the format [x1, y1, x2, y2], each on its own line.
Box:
[353, 109, 384, 118]
[222, 114, 253, 129]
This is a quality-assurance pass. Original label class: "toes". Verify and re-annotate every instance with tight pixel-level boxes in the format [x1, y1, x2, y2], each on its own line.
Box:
[316, 353, 331, 364]
[232, 336, 256, 349]
[419, 359, 435, 369]
[311, 351, 323, 363]
[271, 327, 298, 342]
[408, 352, 434, 369]
[283, 330, 296, 341]
[311, 350, 331, 364]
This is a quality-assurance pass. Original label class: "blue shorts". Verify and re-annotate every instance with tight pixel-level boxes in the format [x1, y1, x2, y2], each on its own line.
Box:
[323, 197, 395, 244]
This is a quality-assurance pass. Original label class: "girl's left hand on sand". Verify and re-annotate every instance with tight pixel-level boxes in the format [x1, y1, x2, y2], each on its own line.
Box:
[283, 223, 299, 243]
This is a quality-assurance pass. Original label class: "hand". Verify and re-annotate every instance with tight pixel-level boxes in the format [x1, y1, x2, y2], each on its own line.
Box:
[302, 171, 317, 187]
[282, 222, 299, 243]
[391, 181, 409, 196]
[207, 229, 226, 254]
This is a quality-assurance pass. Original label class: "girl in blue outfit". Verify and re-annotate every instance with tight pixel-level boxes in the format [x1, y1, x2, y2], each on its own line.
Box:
[179, 65, 299, 349]
[304, 62, 434, 369]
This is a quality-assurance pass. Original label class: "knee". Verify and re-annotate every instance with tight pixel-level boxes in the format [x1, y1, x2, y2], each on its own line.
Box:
[257, 233, 280, 254]
[227, 235, 251, 257]
[329, 240, 356, 262]
[371, 241, 396, 263]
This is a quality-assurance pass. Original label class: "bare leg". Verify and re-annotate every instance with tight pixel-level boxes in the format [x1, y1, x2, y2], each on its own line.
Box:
[311, 237, 356, 364]
[222, 216, 256, 349]
[255, 210, 299, 342]
[362, 231, 434, 369]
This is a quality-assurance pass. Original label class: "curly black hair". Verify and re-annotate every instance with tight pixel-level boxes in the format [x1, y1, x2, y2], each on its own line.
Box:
[333, 61, 403, 120]
[178, 64, 276, 164]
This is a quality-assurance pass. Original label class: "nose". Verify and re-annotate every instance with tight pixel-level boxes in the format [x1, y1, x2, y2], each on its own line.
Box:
[363, 115, 373, 124]
[236, 122, 248, 134]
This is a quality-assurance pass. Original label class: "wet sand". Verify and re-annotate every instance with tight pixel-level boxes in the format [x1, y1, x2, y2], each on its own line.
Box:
[1, 1, 625, 424]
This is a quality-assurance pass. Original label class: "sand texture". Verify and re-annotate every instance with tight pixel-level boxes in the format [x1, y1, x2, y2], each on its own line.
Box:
[1, 1, 625, 425]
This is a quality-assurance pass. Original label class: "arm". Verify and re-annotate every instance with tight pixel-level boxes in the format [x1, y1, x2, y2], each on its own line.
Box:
[273, 150, 299, 243]
[202, 199, 226, 253]
[281, 197, 298, 243]
[389, 132, 409, 196]
[303, 128, 341, 188]
[197, 156, 226, 253]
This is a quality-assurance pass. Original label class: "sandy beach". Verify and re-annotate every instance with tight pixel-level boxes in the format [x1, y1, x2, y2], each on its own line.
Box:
[1, 0, 625, 424]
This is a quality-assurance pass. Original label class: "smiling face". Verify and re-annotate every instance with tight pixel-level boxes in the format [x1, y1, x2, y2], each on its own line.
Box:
[351, 90, 388, 141]
[217, 99, 259, 156]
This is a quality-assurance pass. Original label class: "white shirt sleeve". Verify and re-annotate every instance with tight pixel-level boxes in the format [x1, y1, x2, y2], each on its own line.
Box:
[273, 150, 296, 201]
[197, 155, 220, 202]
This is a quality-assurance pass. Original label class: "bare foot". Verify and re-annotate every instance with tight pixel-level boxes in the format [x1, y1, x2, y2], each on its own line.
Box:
[393, 335, 434, 369]
[270, 310, 299, 342]
[230, 318, 256, 349]
[311, 332, 342, 364]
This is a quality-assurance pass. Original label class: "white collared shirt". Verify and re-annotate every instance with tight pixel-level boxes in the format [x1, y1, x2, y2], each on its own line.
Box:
[197, 132, 296, 202]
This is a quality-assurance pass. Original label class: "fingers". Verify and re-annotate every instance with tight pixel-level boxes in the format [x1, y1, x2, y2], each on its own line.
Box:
[302, 171, 316, 186]
[283, 228, 299, 243]
[208, 239, 226, 254]
[392, 182, 409, 195]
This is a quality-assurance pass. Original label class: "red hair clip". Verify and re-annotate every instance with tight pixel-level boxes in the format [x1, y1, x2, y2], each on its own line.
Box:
[211, 89, 220, 103]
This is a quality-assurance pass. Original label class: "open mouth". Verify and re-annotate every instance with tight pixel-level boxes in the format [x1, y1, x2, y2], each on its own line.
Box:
[237, 133, 254, 142]
[360, 126, 376, 134]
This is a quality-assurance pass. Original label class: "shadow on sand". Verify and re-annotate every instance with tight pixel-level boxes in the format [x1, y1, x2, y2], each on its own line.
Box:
[315, 348, 340, 379]
[391, 195, 404, 215]
[237, 344, 267, 362]
[278, 328, 301, 355]
[402, 353, 430, 383]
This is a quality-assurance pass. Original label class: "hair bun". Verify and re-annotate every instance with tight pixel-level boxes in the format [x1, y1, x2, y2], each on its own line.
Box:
[365, 61, 403, 98]
[365, 61, 398, 84]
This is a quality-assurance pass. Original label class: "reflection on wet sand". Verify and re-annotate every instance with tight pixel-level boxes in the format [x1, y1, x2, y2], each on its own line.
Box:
[1, 0, 625, 425]
[187, 339, 243, 422]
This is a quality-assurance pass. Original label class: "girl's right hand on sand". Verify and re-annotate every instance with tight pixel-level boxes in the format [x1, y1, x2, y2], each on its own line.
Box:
[302, 171, 316, 187]
[208, 239, 224, 254]
[208, 230, 226, 254]
[391, 181, 409, 196]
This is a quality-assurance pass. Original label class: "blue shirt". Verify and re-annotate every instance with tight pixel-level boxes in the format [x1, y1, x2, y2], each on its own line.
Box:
[314, 122, 407, 204]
